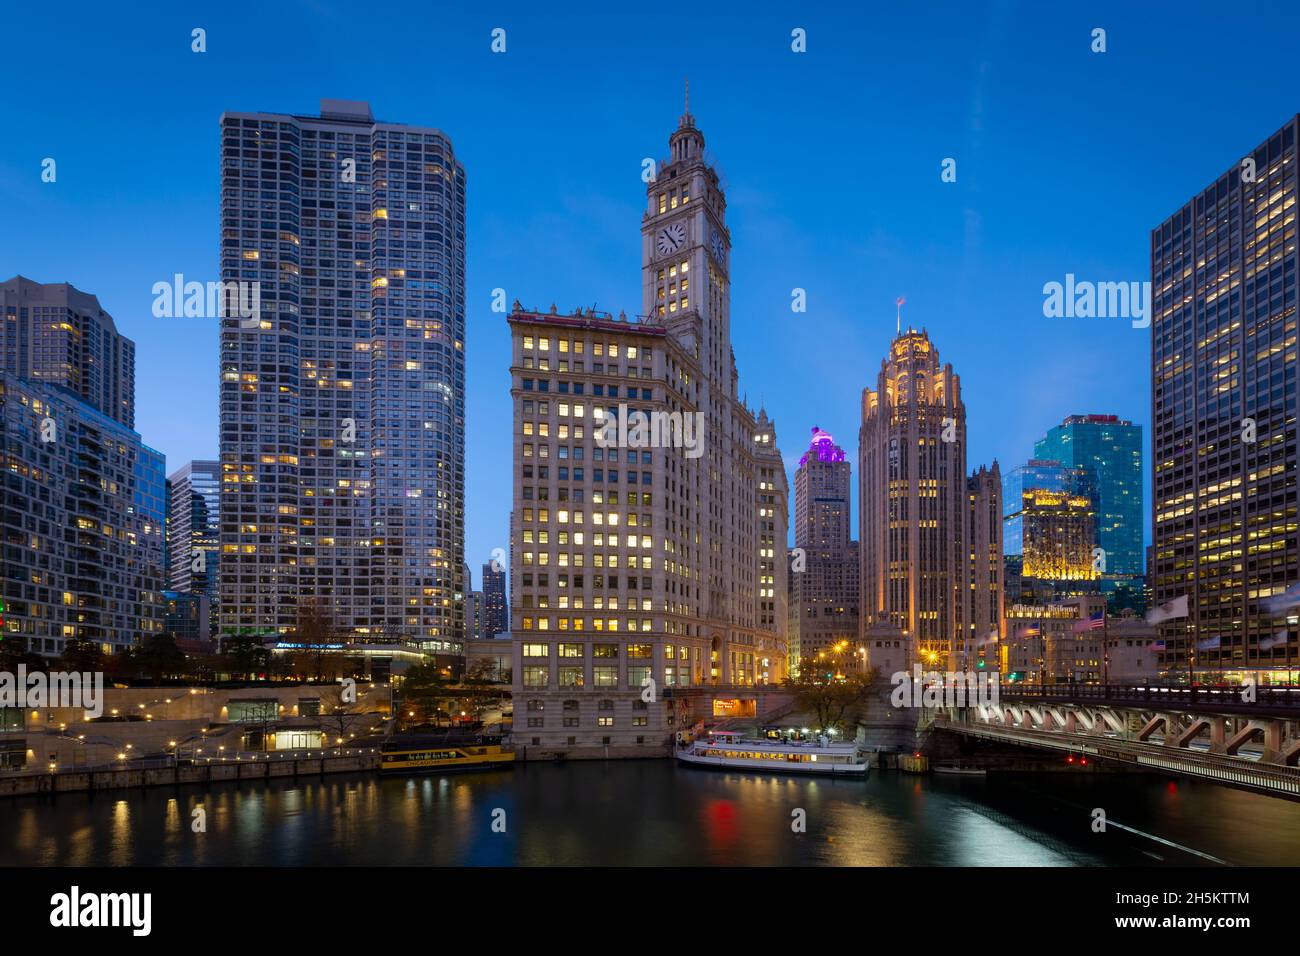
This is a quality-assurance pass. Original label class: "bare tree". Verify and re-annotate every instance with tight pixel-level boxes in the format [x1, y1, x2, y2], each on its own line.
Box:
[288, 599, 337, 682]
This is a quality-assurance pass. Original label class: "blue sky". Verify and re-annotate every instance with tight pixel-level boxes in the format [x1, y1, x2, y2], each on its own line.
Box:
[3, 0, 1298, 586]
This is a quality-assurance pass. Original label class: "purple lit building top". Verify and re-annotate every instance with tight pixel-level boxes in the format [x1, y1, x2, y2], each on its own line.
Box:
[799, 426, 846, 468]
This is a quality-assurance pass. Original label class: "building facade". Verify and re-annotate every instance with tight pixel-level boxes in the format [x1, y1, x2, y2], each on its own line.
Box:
[218, 100, 466, 655]
[1, 279, 165, 656]
[789, 427, 859, 673]
[1034, 414, 1144, 606]
[967, 462, 1004, 670]
[163, 590, 210, 646]
[1004, 596, 1158, 685]
[1151, 115, 1300, 681]
[508, 106, 788, 755]
[859, 329, 1002, 672]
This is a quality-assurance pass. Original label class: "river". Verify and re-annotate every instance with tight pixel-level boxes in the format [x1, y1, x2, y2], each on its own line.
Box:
[4, 761, 1300, 866]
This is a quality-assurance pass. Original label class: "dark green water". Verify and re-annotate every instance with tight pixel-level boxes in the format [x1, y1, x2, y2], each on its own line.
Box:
[4, 762, 1300, 866]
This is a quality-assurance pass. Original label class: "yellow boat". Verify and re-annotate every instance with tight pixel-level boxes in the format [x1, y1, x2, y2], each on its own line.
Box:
[380, 736, 515, 773]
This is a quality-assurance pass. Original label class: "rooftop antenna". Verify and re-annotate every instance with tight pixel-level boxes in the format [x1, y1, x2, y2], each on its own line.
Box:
[896, 295, 906, 335]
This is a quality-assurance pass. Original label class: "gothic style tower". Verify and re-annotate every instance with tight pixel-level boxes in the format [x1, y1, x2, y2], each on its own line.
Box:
[860, 329, 969, 670]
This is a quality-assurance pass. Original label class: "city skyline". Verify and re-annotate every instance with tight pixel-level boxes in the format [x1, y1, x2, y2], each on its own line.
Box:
[9, 4, 1300, 576]
[7, 1, 1300, 901]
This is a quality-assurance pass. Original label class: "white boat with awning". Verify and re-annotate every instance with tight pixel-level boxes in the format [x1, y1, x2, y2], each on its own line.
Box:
[676, 731, 869, 776]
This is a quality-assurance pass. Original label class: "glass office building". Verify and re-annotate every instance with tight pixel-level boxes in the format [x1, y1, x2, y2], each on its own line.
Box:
[1002, 459, 1097, 603]
[1035, 414, 1144, 607]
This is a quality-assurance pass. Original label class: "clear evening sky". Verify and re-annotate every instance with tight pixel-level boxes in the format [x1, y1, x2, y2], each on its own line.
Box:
[3, 1, 1298, 586]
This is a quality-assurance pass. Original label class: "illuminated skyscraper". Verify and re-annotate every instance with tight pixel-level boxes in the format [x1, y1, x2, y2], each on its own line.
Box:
[790, 427, 858, 673]
[218, 100, 466, 650]
[1002, 459, 1098, 604]
[859, 328, 1002, 670]
[1034, 414, 1143, 605]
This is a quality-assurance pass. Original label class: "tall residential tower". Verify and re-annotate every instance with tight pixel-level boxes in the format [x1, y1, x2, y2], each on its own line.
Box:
[218, 100, 466, 651]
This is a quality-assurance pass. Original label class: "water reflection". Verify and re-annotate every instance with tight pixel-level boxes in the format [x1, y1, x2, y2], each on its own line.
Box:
[3, 763, 1300, 866]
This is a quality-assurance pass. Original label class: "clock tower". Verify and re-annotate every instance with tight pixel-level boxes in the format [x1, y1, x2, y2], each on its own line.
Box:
[642, 95, 730, 371]
[642, 92, 747, 634]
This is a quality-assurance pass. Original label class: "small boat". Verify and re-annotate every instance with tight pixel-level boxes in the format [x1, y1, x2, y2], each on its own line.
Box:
[933, 764, 986, 776]
[676, 731, 868, 776]
[379, 734, 515, 773]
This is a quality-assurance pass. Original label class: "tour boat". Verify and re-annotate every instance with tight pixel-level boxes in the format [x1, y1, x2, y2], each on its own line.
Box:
[676, 731, 869, 776]
[379, 735, 515, 773]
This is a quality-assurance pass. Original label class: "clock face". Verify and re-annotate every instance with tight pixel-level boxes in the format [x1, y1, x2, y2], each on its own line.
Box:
[710, 229, 726, 263]
[656, 221, 687, 257]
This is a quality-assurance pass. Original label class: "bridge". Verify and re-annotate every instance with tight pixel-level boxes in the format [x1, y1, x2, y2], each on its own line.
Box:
[933, 683, 1300, 800]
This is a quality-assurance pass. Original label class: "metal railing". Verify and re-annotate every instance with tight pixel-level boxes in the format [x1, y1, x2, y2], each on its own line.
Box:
[998, 683, 1300, 716]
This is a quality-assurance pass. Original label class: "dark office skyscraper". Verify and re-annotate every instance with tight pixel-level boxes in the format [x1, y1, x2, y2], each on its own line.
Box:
[1151, 115, 1299, 678]
[168, 460, 220, 635]
[482, 560, 507, 638]
[218, 100, 466, 649]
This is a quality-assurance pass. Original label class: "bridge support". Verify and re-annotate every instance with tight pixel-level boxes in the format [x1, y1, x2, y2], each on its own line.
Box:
[1136, 714, 1167, 743]
[1173, 716, 1221, 749]
[1096, 710, 1125, 735]
[1282, 739, 1300, 768]
[1225, 720, 1285, 763]
[1066, 709, 1095, 734]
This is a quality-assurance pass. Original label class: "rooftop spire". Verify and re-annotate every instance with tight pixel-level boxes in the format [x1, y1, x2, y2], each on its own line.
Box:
[679, 76, 695, 128]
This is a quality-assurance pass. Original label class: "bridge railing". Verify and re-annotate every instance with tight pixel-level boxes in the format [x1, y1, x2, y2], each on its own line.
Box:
[997, 683, 1300, 715]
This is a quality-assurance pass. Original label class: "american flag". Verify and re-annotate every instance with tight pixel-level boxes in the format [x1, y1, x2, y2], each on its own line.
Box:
[1072, 609, 1104, 633]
